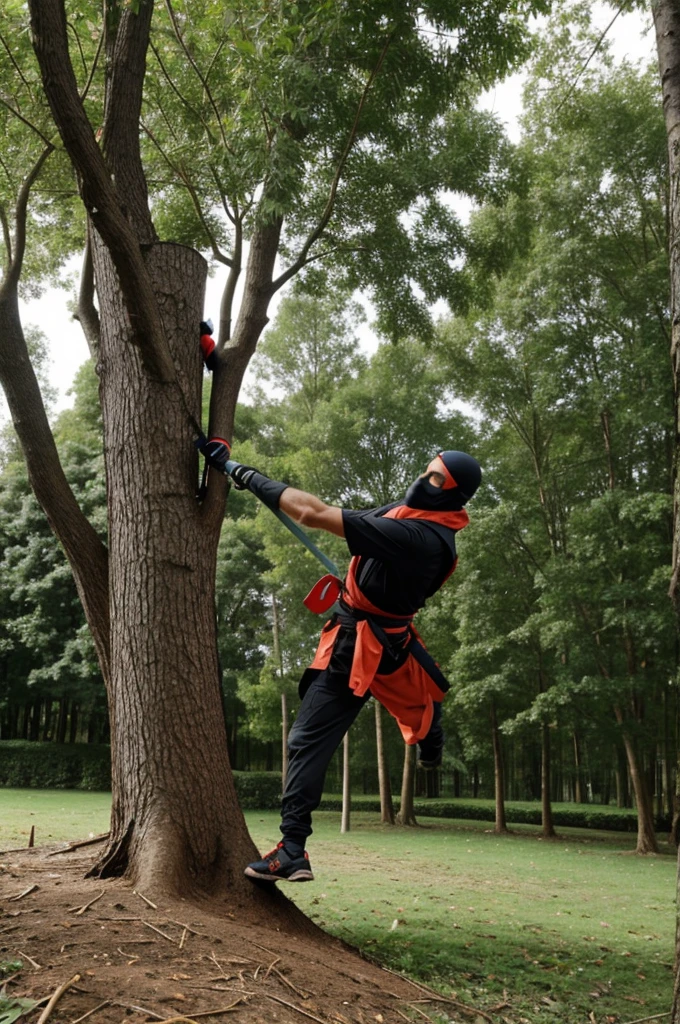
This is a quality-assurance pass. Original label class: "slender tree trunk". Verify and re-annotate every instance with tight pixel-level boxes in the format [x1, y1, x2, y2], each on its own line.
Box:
[69, 703, 79, 744]
[375, 701, 395, 825]
[573, 730, 583, 804]
[341, 732, 351, 833]
[56, 699, 68, 744]
[281, 693, 289, 790]
[397, 743, 417, 826]
[272, 593, 288, 787]
[541, 721, 556, 839]
[42, 701, 53, 742]
[490, 702, 508, 834]
[614, 710, 659, 855]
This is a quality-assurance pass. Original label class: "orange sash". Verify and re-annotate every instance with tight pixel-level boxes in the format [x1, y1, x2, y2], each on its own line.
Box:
[307, 504, 466, 743]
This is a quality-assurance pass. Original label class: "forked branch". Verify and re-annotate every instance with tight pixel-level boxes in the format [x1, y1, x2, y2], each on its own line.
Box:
[28, 0, 176, 382]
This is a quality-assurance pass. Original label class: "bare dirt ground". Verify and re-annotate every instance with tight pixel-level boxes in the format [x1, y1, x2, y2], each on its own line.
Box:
[0, 845, 468, 1024]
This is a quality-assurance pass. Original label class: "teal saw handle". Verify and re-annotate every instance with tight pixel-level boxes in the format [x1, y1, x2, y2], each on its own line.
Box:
[225, 459, 341, 577]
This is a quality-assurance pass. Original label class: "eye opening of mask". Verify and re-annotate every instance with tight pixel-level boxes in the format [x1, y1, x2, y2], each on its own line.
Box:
[425, 470, 447, 489]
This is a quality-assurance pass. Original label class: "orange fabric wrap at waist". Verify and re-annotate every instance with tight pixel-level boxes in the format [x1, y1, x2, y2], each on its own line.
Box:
[307, 619, 446, 745]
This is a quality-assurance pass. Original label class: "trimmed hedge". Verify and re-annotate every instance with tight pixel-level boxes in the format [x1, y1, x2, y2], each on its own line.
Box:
[0, 741, 111, 790]
[0, 742, 282, 807]
[316, 795, 672, 833]
[0, 744, 670, 833]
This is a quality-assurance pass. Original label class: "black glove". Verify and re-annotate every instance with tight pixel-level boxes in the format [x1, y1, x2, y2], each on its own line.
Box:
[201, 437, 231, 474]
[228, 462, 288, 510]
[229, 462, 257, 489]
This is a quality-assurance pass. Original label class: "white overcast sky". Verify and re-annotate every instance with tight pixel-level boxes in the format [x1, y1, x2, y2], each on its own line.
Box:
[1, 4, 656, 427]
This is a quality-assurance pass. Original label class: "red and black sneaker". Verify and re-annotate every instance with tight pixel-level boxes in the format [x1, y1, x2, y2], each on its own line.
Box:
[245, 842, 314, 883]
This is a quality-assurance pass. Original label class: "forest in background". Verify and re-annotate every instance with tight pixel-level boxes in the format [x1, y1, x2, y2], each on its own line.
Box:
[0, 10, 674, 852]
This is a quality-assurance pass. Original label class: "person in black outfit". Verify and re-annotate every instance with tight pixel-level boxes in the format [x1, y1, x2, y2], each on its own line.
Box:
[227, 451, 482, 883]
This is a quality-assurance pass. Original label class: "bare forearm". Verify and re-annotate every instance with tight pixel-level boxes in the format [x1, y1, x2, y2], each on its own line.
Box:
[279, 488, 345, 537]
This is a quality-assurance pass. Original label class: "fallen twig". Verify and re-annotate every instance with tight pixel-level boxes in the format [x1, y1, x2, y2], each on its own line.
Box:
[69, 890, 105, 916]
[170, 920, 202, 936]
[160, 1003, 245, 1021]
[184, 985, 255, 997]
[37, 973, 81, 1024]
[8, 883, 39, 901]
[133, 889, 158, 909]
[409, 997, 494, 1022]
[179, 927, 187, 950]
[17, 949, 42, 969]
[249, 939, 276, 957]
[379, 963, 493, 1023]
[47, 834, 109, 856]
[264, 993, 326, 1023]
[114, 1002, 164, 1020]
[394, 1012, 411, 1023]
[621, 1014, 671, 1024]
[143, 921, 177, 944]
[271, 965, 310, 1000]
[117, 947, 141, 961]
[406, 1005, 431, 1021]
[96, 916, 141, 921]
[69, 1000, 111, 1024]
[263, 957, 280, 980]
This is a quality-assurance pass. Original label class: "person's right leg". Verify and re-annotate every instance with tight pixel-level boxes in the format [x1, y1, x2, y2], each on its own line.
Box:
[245, 668, 368, 882]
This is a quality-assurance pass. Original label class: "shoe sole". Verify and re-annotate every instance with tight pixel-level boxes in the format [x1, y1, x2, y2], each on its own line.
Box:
[244, 867, 314, 882]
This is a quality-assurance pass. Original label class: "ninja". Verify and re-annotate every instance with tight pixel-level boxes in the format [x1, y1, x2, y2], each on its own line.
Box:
[227, 451, 482, 883]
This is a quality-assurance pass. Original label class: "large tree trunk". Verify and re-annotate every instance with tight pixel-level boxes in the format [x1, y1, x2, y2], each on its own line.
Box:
[397, 742, 417, 826]
[375, 700, 395, 825]
[654, 0, 680, 611]
[88, 242, 258, 894]
[490, 702, 508, 834]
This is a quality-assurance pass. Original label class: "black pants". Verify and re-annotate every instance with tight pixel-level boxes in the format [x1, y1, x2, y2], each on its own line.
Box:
[280, 667, 444, 848]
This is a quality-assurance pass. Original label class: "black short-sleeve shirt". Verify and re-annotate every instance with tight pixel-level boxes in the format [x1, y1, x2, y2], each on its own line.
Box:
[341, 504, 456, 617]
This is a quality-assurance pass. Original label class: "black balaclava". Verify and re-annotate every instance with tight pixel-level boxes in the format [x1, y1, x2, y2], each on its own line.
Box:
[404, 450, 482, 511]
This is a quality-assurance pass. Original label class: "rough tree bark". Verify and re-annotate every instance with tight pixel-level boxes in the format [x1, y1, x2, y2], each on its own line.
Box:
[654, 0, 680, 610]
[653, 9, 680, 1013]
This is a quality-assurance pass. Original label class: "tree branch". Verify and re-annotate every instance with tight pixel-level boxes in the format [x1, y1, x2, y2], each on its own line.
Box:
[28, 0, 177, 382]
[163, 0, 229, 151]
[217, 216, 243, 346]
[0, 95, 54, 148]
[80, 27, 104, 103]
[0, 166, 110, 677]
[148, 38, 217, 146]
[74, 229, 101, 360]
[0, 204, 12, 274]
[270, 32, 393, 294]
[5, 145, 54, 294]
[141, 117, 233, 267]
[0, 30, 32, 92]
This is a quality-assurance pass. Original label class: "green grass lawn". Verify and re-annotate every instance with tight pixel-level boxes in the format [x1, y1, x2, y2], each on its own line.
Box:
[1, 790, 675, 1023]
